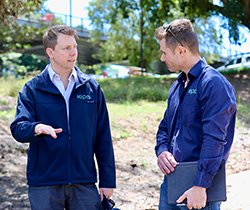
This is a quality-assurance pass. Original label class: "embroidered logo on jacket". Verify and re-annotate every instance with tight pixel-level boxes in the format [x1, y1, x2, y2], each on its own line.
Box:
[188, 89, 197, 95]
[77, 94, 91, 100]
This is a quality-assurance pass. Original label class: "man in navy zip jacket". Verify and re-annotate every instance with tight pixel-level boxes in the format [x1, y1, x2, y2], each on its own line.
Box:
[10, 25, 116, 210]
[155, 19, 236, 210]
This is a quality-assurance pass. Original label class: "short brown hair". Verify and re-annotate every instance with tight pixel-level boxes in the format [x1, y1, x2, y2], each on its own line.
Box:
[43, 25, 78, 53]
[155, 19, 199, 54]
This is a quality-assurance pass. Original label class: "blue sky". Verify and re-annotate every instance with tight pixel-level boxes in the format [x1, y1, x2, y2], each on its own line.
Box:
[43, 0, 250, 58]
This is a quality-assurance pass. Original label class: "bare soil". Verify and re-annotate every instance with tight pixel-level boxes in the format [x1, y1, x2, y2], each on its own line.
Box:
[1, 71, 250, 210]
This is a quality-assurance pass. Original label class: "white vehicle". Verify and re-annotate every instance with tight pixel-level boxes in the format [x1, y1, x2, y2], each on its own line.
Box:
[217, 53, 250, 72]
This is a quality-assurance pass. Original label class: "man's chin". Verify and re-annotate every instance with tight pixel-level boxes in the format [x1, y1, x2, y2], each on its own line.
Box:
[68, 63, 76, 68]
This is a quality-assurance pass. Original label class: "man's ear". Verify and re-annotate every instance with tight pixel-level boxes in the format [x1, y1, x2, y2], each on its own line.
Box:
[177, 45, 186, 57]
[46, 48, 54, 59]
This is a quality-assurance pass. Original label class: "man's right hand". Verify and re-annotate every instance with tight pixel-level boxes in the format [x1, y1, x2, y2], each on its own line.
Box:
[34, 124, 63, 139]
[157, 151, 177, 175]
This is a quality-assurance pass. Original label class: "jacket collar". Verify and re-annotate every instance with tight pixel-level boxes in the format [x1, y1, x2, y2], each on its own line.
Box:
[74, 66, 91, 88]
[36, 65, 90, 93]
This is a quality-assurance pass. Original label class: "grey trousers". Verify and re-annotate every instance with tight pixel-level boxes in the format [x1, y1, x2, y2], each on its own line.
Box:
[28, 183, 104, 210]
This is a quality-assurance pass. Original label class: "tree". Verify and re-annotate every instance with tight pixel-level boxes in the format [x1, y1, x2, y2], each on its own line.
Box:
[177, 0, 250, 44]
[87, 0, 223, 72]
[0, 0, 59, 53]
[0, 0, 42, 23]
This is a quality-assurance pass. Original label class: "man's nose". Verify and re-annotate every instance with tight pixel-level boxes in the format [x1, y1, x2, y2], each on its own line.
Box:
[70, 47, 77, 55]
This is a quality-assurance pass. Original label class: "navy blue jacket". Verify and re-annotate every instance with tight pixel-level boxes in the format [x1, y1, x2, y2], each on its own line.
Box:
[155, 58, 236, 188]
[10, 66, 116, 188]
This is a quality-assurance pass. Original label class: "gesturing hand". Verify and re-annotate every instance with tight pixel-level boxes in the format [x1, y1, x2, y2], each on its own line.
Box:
[34, 123, 63, 139]
[157, 151, 177, 175]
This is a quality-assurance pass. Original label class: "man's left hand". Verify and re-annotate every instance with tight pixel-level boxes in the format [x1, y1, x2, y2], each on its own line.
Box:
[99, 188, 114, 201]
[176, 186, 206, 209]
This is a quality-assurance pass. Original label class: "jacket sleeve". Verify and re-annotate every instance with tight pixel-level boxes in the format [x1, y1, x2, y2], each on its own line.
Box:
[10, 84, 41, 143]
[155, 108, 170, 157]
[94, 86, 116, 188]
[194, 74, 237, 188]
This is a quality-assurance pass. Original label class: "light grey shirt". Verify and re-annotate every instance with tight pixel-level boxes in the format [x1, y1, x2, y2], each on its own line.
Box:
[48, 65, 78, 122]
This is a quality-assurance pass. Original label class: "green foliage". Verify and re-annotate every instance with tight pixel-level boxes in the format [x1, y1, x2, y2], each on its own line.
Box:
[87, 0, 178, 70]
[0, 0, 62, 53]
[12, 53, 47, 73]
[179, 0, 250, 43]
[1, 22, 38, 53]
[0, 0, 43, 52]
[87, 0, 225, 71]
[0, 0, 43, 22]
[193, 18, 222, 64]
[97, 76, 174, 102]
[0, 53, 25, 77]
[78, 63, 108, 75]
[220, 0, 248, 43]
[0, 53, 46, 78]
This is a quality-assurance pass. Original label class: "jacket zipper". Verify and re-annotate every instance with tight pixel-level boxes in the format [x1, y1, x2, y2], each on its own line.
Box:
[68, 127, 71, 185]
[67, 93, 72, 185]
[66, 81, 89, 185]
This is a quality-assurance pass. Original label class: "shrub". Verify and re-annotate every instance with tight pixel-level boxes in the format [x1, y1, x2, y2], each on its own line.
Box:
[97, 76, 174, 103]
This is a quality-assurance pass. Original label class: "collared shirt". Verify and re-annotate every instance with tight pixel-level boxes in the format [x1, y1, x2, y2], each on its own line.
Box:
[48, 65, 78, 121]
[155, 58, 237, 188]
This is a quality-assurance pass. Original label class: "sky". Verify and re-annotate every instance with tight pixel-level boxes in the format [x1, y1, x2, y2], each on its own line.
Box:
[43, 0, 250, 58]
[43, 0, 90, 18]
[220, 25, 250, 58]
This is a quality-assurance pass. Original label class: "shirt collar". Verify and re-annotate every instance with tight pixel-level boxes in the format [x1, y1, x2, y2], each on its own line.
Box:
[69, 68, 77, 82]
[178, 58, 207, 83]
[48, 65, 78, 82]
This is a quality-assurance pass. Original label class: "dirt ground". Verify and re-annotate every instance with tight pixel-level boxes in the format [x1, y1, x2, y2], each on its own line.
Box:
[0, 71, 250, 210]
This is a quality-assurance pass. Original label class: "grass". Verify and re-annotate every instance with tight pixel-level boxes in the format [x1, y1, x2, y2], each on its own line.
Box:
[107, 100, 167, 118]
[97, 76, 174, 102]
[236, 101, 250, 127]
[0, 76, 32, 97]
[0, 75, 174, 102]
[1, 73, 250, 127]
[0, 108, 16, 121]
[220, 66, 250, 76]
[0, 99, 8, 105]
[107, 101, 167, 140]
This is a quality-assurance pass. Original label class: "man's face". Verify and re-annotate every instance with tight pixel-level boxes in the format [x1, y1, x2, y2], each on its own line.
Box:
[159, 39, 180, 73]
[48, 33, 78, 72]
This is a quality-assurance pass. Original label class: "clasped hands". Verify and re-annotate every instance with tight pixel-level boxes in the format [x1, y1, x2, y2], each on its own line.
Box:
[157, 151, 206, 210]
